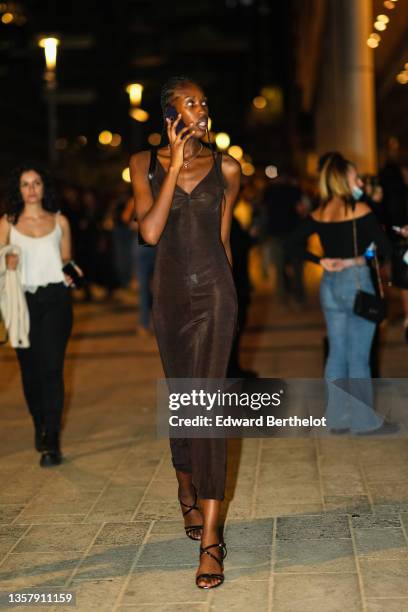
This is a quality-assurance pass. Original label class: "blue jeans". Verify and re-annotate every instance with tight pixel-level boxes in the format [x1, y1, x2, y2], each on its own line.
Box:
[320, 265, 383, 433]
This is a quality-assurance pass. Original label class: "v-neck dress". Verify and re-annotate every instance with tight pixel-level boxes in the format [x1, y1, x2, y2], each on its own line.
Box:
[150, 151, 238, 500]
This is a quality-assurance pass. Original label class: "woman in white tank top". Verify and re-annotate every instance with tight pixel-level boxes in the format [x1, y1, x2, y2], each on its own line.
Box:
[0, 163, 82, 467]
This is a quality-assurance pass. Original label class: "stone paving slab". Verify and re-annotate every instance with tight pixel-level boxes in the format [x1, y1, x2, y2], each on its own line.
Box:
[272, 573, 362, 611]
[0, 293, 407, 611]
[324, 495, 372, 514]
[12, 525, 100, 553]
[59, 577, 125, 611]
[354, 528, 408, 560]
[121, 567, 209, 605]
[360, 560, 408, 598]
[276, 515, 351, 540]
[72, 545, 141, 581]
[366, 599, 408, 612]
[0, 551, 81, 589]
[274, 537, 356, 573]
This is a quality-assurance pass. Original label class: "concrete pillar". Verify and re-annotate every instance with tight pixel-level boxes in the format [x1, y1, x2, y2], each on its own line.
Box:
[315, 0, 377, 173]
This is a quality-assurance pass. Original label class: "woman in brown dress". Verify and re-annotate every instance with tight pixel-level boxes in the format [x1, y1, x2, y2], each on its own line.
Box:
[130, 76, 240, 588]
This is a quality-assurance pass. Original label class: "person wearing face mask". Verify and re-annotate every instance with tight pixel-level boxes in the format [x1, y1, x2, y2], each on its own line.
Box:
[286, 152, 397, 435]
[340, 165, 383, 377]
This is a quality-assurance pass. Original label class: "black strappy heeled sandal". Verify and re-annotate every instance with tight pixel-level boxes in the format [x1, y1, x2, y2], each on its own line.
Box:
[196, 542, 227, 589]
[179, 487, 203, 541]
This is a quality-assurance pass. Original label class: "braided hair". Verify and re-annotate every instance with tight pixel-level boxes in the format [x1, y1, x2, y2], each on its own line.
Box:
[158, 76, 226, 208]
[160, 76, 194, 117]
[159, 76, 194, 146]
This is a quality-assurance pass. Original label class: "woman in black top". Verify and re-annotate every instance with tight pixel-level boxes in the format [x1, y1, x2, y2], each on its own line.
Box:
[287, 153, 394, 434]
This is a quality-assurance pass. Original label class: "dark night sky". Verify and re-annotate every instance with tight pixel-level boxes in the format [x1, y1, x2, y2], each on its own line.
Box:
[0, 0, 293, 178]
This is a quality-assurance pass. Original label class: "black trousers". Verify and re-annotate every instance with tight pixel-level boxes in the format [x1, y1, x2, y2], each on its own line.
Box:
[16, 283, 72, 434]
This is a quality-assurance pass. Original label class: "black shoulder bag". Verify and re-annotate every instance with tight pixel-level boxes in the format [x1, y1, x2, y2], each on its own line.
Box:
[352, 215, 386, 323]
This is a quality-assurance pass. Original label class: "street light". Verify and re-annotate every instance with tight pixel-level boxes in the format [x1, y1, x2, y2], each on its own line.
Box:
[38, 36, 60, 166]
[125, 82, 148, 150]
[39, 37, 59, 70]
[126, 83, 143, 107]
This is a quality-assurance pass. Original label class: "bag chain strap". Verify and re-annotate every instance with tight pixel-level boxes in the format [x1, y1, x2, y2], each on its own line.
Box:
[352, 212, 384, 299]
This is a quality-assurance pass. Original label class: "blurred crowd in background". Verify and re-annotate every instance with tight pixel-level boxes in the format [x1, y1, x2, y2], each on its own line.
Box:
[1, 157, 407, 340]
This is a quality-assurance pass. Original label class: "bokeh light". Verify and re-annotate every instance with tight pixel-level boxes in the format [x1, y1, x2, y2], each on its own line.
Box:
[99, 130, 113, 145]
[122, 167, 131, 183]
[1, 12, 14, 23]
[110, 133, 122, 147]
[374, 21, 387, 31]
[126, 83, 143, 106]
[396, 72, 408, 84]
[228, 145, 243, 160]
[38, 37, 60, 71]
[265, 165, 278, 179]
[129, 108, 149, 122]
[215, 132, 230, 150]
[242, 162, 255, 176]
[367, 36, 380, 48]
[252, 96, 267, 109]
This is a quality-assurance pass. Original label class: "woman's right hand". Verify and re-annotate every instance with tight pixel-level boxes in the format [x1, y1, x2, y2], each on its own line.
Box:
[5, 253, 18, 270]
[320, 258, 345, 272]
[166, 115, 195, 172]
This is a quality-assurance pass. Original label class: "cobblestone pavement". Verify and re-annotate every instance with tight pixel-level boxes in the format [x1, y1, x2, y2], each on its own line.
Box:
[0, 290, 407, 611]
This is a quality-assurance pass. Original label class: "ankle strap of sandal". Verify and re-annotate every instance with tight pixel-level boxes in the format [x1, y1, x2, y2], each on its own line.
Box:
[199, 543, 227, 568]
[179, 489, 199, 516]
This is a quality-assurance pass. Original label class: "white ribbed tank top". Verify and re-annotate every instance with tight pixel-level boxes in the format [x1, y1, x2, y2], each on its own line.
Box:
[10, 216, 65, 293]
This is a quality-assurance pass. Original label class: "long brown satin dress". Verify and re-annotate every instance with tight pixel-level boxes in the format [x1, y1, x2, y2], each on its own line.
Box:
[150, 150, 238, 500]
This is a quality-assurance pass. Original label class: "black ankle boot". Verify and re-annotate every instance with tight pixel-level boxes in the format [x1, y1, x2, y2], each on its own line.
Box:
[40, 431, 62, 467]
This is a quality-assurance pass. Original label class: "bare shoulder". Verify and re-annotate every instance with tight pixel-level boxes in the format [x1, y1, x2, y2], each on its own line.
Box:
[354, 202, 372, 218]
[221, 153, 241, 180]
[129, 150, 151, 173]
[310, 206, 323, 221]
[57, 213, 70, 230]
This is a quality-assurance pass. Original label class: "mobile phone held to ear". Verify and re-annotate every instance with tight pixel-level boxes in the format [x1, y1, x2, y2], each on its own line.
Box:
[165, 105, 186, 135]
[62, 261, 85, 288]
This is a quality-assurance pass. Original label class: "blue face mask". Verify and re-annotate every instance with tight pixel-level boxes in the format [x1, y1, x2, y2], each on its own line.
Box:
[352, 185, 364, 201]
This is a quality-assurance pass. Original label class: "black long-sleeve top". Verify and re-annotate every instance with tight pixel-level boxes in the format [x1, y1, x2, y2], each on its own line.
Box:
[286, 212, 392, 264]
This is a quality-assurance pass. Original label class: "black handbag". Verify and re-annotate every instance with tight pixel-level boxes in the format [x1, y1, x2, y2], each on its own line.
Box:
[353, 288, 386, 323]
[352, 216, 387, 323]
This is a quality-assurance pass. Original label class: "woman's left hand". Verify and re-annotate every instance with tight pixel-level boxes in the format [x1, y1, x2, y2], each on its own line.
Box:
[64, 264, 83, 287]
